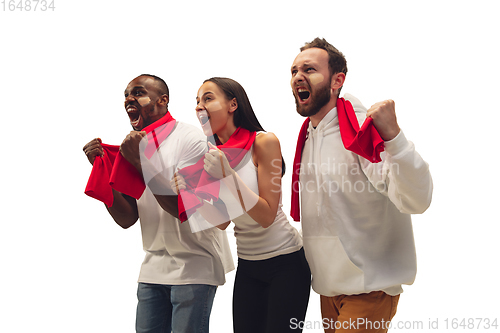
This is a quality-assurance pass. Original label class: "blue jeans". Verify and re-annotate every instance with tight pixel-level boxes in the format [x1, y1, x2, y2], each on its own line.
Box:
[136, 283, 217, 333]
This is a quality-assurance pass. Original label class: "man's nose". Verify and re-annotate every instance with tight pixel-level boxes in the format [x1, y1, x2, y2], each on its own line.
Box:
[125, 94, 136, 106]
[291, 72, 305, 86]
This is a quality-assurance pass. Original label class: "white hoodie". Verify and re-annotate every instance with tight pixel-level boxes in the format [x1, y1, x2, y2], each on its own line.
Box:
[299, 93, 433, 296]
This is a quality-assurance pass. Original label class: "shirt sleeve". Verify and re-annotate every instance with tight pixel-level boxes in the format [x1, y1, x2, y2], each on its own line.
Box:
[360, 130, 433, 214]
[343, 93, 433, 215]
[174, 124, 208, 170]
[140, 123, 208, 196]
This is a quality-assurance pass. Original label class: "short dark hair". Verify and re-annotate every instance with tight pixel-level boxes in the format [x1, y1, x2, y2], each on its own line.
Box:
[301, 37, 348, 78]
[139, 74, 170, 98]
[204, 77, 285, 176]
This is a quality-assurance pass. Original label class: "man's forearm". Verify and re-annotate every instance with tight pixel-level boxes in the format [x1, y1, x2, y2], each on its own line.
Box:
[129, 151, 182, 219]
[144, 168, 180, 218]
[152, 194, 179, 218]
[106, 189, 139, 229]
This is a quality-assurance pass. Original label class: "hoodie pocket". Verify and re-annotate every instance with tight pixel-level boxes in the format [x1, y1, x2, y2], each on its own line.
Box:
[303, 236, 364, 296]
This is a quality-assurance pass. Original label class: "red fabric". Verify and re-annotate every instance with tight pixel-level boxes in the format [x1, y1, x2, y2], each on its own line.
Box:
[84, 144, 120, 207]
[290, 98, 384, 221]
[337, 98, 384, 164]
[290, 119, 310, 222]
[177, 127, 256, 222]
[85, 112, 176, 206]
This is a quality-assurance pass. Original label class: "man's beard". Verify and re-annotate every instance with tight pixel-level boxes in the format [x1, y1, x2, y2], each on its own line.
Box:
[294, 82, 331, 118]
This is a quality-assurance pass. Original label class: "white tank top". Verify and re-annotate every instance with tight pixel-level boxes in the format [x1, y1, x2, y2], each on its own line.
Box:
[229, 140, 303, 260]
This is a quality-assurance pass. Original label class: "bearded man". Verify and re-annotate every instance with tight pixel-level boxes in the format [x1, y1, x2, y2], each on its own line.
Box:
[290, 38, 433, 333]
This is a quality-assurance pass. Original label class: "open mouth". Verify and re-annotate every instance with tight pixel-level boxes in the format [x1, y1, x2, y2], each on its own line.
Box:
[297, 87, 311, 102]
[126, 104, 142, 128]
[197, 110, 210, 126]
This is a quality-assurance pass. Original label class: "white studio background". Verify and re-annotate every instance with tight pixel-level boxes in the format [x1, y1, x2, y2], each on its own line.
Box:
[1, 1, 499, 332]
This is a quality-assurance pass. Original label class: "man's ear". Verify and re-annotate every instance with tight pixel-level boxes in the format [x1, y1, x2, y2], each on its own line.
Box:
[330, 72, 346, 95]
[157, 94, 169, 107]
[229, 98, 238, 113]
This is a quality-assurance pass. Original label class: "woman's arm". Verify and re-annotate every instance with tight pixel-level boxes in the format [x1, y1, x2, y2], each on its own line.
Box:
[196, 200, 232, 230]
[215, 133, 283, 228]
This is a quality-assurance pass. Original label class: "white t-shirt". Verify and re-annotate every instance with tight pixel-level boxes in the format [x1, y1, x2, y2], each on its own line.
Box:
[136, 121, 234, 285]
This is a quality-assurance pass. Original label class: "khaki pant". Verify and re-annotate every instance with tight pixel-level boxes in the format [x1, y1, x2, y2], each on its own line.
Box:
[320, 291, 400, 333]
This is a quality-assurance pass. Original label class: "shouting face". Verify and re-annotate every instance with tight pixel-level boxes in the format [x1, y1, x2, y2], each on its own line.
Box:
[195, 81, 237, 139]
[124, 76, 167, 131]
[291, 48, 334, 118]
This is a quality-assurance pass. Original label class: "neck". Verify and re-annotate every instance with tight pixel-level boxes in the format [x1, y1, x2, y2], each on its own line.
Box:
[145, 110, 168, 128]
[309, 97, 337, 127]
[216, 123, 238, 144]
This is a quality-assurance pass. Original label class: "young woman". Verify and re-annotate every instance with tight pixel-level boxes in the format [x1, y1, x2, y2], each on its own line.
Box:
[172, 77, 311, 333]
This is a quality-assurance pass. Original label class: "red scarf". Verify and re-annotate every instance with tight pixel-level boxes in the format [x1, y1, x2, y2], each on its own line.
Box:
[177, 127, 256, 222]
[290, 98, 384, 221]
[85, 112, 176, 206]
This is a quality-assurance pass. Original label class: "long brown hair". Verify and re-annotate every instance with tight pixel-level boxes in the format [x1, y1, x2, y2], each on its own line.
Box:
[204, 77, 285, 177]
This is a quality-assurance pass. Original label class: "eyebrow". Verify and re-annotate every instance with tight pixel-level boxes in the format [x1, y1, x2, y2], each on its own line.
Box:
[196, 91, 214, 100]
[292, 60, 318, 69]
[124, 85, 146, 94]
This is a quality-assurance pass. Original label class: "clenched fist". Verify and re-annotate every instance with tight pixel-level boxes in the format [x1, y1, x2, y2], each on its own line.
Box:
[83, 138, 104, 165]
[120, 131, 147, 170]
[204, 142, 234, 179]
[366, 99, 400, 141]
